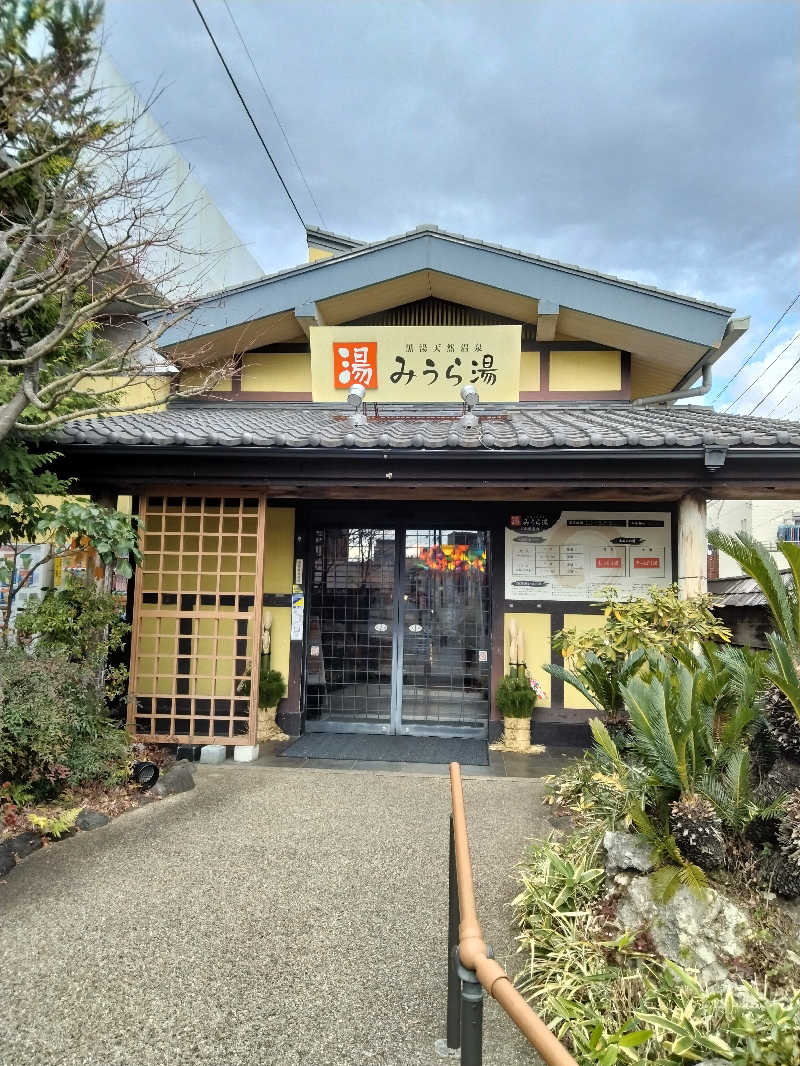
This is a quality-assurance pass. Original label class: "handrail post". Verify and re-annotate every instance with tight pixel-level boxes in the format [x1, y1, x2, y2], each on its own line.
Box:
[447, 813, 461, 1050]
[457, 960, 484, 1066]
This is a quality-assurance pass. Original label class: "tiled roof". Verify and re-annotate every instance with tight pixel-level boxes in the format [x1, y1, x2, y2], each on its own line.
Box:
[54, 402, 800, 451]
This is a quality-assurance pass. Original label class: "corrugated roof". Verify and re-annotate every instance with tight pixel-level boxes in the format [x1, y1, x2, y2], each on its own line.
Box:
[54, 402, 800, 451]
[710, 572, 792, 608]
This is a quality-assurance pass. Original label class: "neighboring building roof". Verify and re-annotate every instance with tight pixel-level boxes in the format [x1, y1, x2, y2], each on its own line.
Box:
[710, 572, 790, 608]
[55, 402, 800, 451]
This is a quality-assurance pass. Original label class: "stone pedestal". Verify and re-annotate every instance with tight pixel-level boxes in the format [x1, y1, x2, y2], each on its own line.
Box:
[199, 744, 226, 764]
[233, 744, 260, 762]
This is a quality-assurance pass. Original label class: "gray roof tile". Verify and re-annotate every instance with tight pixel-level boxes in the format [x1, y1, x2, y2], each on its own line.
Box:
[52, 402, 800, 452]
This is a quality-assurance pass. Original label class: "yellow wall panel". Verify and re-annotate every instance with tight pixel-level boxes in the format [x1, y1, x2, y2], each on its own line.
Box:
[562, 613, 604, 709]
[264, 508, 295, 592]
[520, 351, 541, 391]
[502, 612, 551, 708]
[241, 353, 311, 393]
[74, 375, 171, 410]
[308, 246, 334, 262]
[181, 365, 232, 392]
[549, 350, 621, 391]
[266, 605, 291, 681]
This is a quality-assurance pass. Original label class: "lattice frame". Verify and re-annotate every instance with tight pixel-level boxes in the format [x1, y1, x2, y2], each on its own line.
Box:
[128, 492, 266, 744]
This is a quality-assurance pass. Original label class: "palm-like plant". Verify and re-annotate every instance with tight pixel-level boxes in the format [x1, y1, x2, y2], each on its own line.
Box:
[544, 647, 645, 722]
[708, 529, 800, 738]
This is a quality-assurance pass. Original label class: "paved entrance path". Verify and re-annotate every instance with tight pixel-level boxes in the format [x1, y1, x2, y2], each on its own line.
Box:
[1, 766, 553, 1065]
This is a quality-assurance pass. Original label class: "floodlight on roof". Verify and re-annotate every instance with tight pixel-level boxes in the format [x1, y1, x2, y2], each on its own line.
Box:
[347, 383, 367, 425]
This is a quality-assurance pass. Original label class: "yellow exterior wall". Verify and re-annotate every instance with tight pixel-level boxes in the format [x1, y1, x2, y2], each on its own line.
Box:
[267, 606, 291, 681]
[308, 246, 334, 262]
[75, 375, 171, 409]
[549, 350, 621, 391]
[561, 613, 604, 709]
[519, 350, 541, 392]
[263, 506, 295, 686]
[181, 364, 233, 392]
[264, 507, 295, 593]
[242, 353, 312, 393]
[502, 611, 551, 708]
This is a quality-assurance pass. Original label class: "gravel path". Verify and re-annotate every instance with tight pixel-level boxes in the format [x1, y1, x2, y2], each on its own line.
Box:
[0, 765, 552, 1065]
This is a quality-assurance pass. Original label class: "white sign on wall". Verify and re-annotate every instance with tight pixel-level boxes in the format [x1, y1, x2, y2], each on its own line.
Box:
[505, 511, 672, 601]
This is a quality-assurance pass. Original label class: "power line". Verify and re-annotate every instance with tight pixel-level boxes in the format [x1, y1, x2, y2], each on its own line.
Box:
[722, 329, 800, 413]
[710, 292, 800, 406]
[221, 0, 326, 229]
[190, 0, 307, 229]
[745, 333, 800, 416]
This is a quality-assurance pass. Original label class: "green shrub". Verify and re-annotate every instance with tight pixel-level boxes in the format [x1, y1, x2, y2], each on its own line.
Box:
[259, 665, 286, 708]
[14, 581, 130, 700]
[0, 648, 131, 798]
[495, 673, 538, 718]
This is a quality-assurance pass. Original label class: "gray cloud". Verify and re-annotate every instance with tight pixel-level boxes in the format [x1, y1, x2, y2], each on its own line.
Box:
[103, 0, 799, 411]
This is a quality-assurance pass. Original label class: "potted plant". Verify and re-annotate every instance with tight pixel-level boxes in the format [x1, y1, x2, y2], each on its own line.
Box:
[495, 667, 544, 747]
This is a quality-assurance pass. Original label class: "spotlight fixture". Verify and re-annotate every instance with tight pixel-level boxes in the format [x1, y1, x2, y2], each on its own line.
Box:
[459, 384, 480, 427]
[132, 761, 159, 790]
[347, 383, 367, 425]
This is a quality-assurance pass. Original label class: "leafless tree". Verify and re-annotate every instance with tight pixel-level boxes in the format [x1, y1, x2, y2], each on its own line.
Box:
[0, 3, 234, 445]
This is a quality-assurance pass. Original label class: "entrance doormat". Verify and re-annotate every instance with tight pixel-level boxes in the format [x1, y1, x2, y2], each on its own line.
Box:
[280, 733, 489, 766]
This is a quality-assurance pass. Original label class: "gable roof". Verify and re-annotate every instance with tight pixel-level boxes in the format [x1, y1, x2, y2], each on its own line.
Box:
[153, 227, 742, 393]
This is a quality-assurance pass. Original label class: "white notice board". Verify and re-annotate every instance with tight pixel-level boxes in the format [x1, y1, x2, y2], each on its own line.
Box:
[504, 511, 672, 601]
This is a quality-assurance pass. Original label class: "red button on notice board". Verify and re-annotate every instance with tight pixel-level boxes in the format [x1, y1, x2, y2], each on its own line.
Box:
[596, 557, 623, 569]
[634, 557, 660, 569]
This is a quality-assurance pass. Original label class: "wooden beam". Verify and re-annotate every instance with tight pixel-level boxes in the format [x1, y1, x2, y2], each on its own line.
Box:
[294, 300, 325, 337]
[678, 491, 707, 598]
[535, 300, 559, 342]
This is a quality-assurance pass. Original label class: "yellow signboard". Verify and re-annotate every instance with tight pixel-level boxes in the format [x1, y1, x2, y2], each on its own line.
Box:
[309, 325, 521, 402]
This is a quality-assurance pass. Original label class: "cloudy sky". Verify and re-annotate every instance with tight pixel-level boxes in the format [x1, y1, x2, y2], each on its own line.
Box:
[102, 0, 799, 415]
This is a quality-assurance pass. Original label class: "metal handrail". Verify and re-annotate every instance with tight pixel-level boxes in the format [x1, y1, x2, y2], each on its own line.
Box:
[439, 762, 578, 1066]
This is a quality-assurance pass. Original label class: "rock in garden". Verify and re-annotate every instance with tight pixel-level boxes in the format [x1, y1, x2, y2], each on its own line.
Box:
[76, 809, 110, 831]
[603, 830, 656, 874]
[0, 843, 15, 877]
[616, 874, 748, 985]
[7, 831, 43, 860]
[149, 760, 195, 798]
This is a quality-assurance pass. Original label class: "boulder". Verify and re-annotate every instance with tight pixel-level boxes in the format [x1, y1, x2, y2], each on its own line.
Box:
[603, 830, 656, 874]
[76, 809, 110, 831]
[149, 760, 195, 798]
[617, 874, 749, 985]
[0, 843, 15, 877]
[7, 831, 42, 860]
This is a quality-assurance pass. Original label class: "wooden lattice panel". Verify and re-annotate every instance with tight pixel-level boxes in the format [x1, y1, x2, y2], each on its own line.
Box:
[128, 494, 265, 744]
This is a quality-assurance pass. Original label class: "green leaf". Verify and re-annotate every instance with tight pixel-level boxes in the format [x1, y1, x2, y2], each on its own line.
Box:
[617, 1029, 652, 1047]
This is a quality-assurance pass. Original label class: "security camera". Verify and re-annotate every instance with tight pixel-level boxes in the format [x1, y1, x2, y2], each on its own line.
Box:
[347, 383, 366, 409]
[460, 384, 479, 409]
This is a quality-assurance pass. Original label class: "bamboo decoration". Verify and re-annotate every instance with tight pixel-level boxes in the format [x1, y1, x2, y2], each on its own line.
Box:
[508, 617, 519, 668]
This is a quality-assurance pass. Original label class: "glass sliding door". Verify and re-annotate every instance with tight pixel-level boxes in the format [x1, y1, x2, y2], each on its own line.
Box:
[399, 529, 490, 736]
[304, 524, 490, 737]
[305, 527, 396, 732]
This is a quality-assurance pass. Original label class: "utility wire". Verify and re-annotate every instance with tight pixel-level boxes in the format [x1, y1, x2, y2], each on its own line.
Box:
[221, 0, 326, 229]
[744, 333, 800, 417]
[710, 292, 800, 406]
[191, 0, 307, 229]
[722, 329, 800, 413]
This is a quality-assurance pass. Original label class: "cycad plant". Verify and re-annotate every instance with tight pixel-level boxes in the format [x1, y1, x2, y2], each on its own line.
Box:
[591, 648, 782, 875]
[544, 647, 645, 724]
[709, 529, 800, 758]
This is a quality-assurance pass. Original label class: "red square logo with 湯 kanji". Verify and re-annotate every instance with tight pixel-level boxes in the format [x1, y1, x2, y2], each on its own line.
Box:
[333, 342, 377, 389]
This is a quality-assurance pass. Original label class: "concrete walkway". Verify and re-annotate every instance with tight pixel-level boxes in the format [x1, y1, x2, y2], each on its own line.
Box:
[0, 765, 553, 1065]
